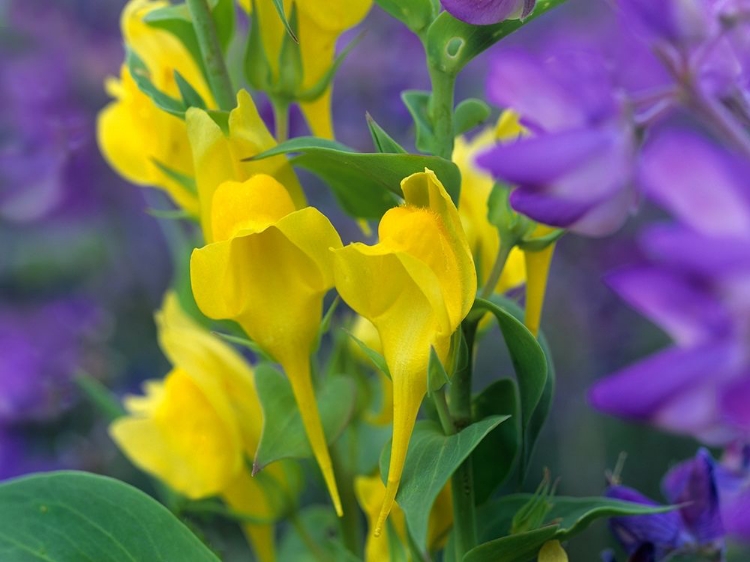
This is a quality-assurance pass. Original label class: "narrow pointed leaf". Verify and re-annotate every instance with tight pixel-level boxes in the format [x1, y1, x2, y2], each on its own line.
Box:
[428, 347, 451, 393]
[367, 113, 407, 154]
[174, 69, 207, 109]
[254, 365, 357, 470]
[343, 329, 391, 380]
[379, 416, 509, 550]
[126, 49, 186, 117]
[0, 471, 221, 562]
[249, 137, 462, 218]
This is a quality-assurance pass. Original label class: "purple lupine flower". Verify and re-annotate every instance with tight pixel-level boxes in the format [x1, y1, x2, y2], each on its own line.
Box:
[606, 449, 726, 561]
[440, 0, 536, 25]
[589, 129, 750, 445]
[0, 298, 103, 423]
[476, 47, 638, 236]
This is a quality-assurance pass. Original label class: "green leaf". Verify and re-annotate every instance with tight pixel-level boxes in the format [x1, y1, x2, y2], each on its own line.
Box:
[463, 525, 559, 562]
[343, 329, 391, 380]
[254, 364, 357, 471]
[471, 298, 547, 476]
[367, 113, 407, 154]
[425, 0, 570, 76]
[471, 379, 520, 504]
[151, 158, 199, 197]
[278, 506, 358, 562]
[277, 3, 303, 95]
[401, 90, 435, 154]
[250, 137, 462, 218]
[244, 0, 273, 90]
[270, 0, 298, 43]
[75, 373, 125, 422]
[379, 417, 509, 550]
[174, 69, 207, 109]
[374, 0, 437, 33]
[0, 471, 221, 562]
[427, 347, 451, 394]
[213, 331, 275, 362]
[475, 494, 677, 549]
[488, 295, 555, 471]
[454, 98, 491, 136]
[126, 49, 186, 117]
[211, 0, 235, 53]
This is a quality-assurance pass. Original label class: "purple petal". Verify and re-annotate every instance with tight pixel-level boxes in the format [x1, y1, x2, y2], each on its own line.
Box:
[617, 0, 712, 48]
[605, 267, 731, 346]
[606, 485, 683, 558]
[719, 374, 750, 434]
[588, 341, 738, 424]
[714, 461, 750, 540]
[639, 129, 750, 239]
[662, 449, 725, 543]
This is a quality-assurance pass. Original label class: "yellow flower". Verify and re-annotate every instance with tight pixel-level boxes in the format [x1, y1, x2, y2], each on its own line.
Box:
[109, 292, 292, 562]
[97, 0, 213, 215]
[333, 169, 476, 534]
[186, 90, 306, 241]
[354, 474, 453, 561]
[240, 0, 372, 138]
[190, 173, 344, 515]
[524, 225, 556, 338]
[538, 540, 568, 562]
[349, 315, 392, 426]
[453, 111, 526, 294]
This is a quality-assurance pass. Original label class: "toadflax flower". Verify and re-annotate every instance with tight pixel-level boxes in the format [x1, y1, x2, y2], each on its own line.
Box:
[98, 0, 214, 215]
[110, 292, 296, 562]
[190, 173, 344, 515]
[333, 169, 476, 534]
[186, 90, 306, 241]
[440, 0, 536, 26]
[239, 0, 372, 138]
[589, 129, 750, 445]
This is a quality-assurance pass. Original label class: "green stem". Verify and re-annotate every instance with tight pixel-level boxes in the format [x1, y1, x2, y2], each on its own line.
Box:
[432, 388, 457, 436]
[185, 0, 235, 111]
[272, 99, 290, 142]
[479, 237, 514, 300]
[330, 443, 362, 555]
[427, 65, 456, 160]
[448, 321, 479, 559]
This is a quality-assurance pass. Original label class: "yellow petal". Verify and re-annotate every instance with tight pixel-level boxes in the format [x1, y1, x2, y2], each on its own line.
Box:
[523, 239, 556, 338]
[110, 368, 242, 499]
[157, 292, 264, 456]
[97, 67, 199, 215]
[538, 540, 568, 562]
[122, 0, 214, 105]
[186, 90, 305, 240]
[354, 474, 408, 562]
[297, 0, 372, 32]
[190, 203, 344, 515]
[210, 175, 297, 242]
[299, 89, 334, 140]
[333, 170, 475, 533]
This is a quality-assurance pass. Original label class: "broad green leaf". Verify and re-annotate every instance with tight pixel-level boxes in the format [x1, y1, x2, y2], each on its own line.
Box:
[401, 90, 435, 154]
[454, 98, 491, 136]
[463, 525, 560, 562]
[0, 471, 221, 562]
[254, 364, 357, 470]
[489, 294, 556, 471]
[374, 0, 437, 33]
[277, 506, 360, 562]
[425, 0, 570, 76]
[250, 137, 462, 218]
[471, 298, 547, 475]
[379, 417, 509, 550]
[367, 113, 407, 154]
[471, 378, 520, 504]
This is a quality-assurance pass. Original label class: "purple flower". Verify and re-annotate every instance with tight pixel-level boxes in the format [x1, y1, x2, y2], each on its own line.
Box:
[440, 0, 536, 25]
[589, 129, 750, 445]
[476, 48, 638, 236]
[606, 449, 726, 560]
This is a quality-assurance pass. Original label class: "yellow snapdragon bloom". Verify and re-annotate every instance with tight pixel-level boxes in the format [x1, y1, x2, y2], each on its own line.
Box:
[186, 90, 305, 241]
[240, 0, 372, 138]
[355, 474, 453, 561]
[350, 315, 393, 426]
[98, 0, 213, 215]
[110, 292, 292, 562]
[453, 111, 526, 293]
[190, 173, 344, 515]
[333, 169, 476, 534]
[538, 540, 568, 561]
